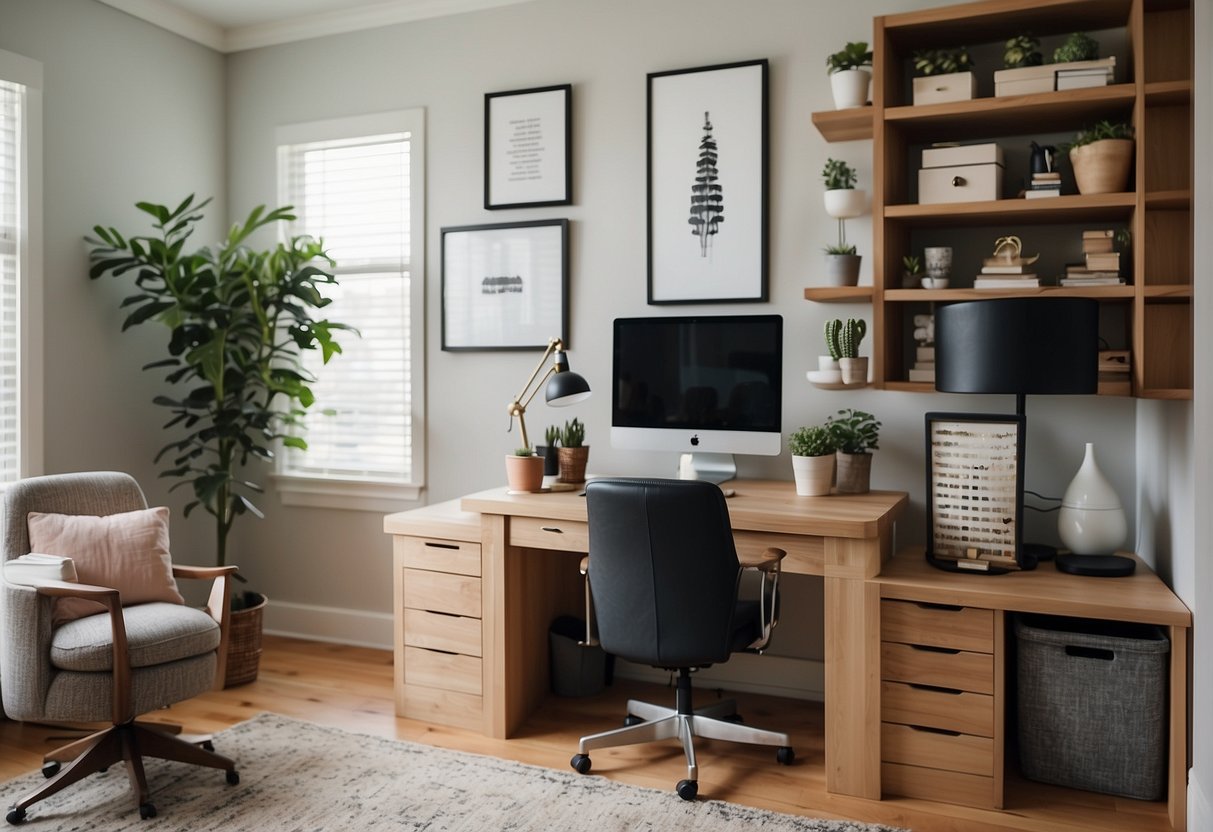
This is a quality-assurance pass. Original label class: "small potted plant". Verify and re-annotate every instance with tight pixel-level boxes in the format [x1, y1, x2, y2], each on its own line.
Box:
[536, 424, 561, 477]
[1003, 33, 1042, 68]
[911, 47, 975, 105]
[824, 318, 868, 385]
[826, 41, 873, 110]
[822, 158, 864, 219]
[827, 409, 881, 494]
[901, 254, 925, 288]
[557, 417, 589, 484]
[1066, 121, 1134, 195]
[1053, 32, 1099, 63]
[788, 426, 836, 497]
[505, 447, 545, 493]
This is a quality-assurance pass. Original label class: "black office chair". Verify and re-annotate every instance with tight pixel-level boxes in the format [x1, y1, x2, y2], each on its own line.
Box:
[569, 478, 794, 800]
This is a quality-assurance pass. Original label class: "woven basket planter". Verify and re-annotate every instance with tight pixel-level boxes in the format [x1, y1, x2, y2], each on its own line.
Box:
[224, 593, 267, 688]
[557, 446, 589, 484]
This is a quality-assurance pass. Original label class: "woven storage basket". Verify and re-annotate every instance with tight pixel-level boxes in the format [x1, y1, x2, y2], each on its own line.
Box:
[1015, 613, 1168, 799]
[224, 593, 267, 688]
[557, 447, 589, 484]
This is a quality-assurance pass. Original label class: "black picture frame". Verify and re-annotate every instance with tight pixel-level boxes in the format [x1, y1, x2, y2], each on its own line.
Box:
[484, 84, 572, 210]
[441, 219, 569, 351]
[647, 59, 768, 305]
[924, 412, 1027, 574]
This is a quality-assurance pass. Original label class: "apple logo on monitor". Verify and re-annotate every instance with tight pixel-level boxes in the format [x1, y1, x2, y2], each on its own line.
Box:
[690, 435, 700, 446]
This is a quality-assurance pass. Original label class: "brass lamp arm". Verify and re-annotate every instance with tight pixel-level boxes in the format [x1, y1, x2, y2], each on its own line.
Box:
[507, 337, 564, 449]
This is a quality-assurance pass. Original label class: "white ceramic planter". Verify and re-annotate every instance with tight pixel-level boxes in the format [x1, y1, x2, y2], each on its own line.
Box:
[823, 188, 866, 219]
[823, 253, 861, 286]
[792, 454, 835, 497]
[839, 356, 868, 385]
[830, 68, 871, 109]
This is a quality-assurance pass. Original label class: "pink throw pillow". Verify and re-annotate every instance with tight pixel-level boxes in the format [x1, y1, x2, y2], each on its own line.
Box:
[27, 507, 183, 626]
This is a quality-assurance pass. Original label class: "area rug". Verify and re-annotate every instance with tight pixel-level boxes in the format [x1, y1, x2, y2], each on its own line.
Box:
[2, 713, 905, 831]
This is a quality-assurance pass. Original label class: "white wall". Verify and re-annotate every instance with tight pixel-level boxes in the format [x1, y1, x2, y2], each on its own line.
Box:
[0, 0, 227, 568]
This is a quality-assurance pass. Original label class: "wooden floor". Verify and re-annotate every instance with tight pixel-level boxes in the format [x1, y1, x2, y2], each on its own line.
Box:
[0, 636, 1173, 832]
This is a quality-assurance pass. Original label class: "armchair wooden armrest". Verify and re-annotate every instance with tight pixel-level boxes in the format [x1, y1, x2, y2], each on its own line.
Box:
[171, 564, 237, 691]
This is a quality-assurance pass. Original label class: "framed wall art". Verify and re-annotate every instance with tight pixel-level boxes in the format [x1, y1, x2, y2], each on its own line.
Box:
[484, 84, 572, 210]
[647, 59, 768, 304]
[441, 219, 569, 351]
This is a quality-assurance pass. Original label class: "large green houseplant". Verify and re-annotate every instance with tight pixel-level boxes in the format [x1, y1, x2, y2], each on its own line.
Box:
[87, 195, 353, 683]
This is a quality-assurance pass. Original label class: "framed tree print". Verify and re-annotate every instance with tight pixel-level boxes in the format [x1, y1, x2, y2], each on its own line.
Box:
[647, 59, 768, 304]
[441, 219, 569, 351]
[484, 84, 572, 209]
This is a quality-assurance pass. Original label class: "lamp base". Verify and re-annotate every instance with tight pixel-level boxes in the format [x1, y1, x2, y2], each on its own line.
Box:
[1055, 553, 1136, 577]
[1023, 542, 1057, 563]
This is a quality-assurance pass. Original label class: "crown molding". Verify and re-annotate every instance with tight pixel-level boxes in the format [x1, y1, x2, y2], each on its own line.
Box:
[98, 0, 538, 53]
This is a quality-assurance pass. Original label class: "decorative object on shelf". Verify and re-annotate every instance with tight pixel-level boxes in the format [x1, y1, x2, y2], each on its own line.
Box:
[648, 60, 768, 304]
[505, 448, 545, 493]
[442, 219, 569, 350]
[994, 56, 1115, 97]
[919, 142, 1004, 204]
[911, 47, 975, 105]
[484, 84, 571, 210]
[536, 424, 561, 477]
[934, 297, 1099, 571]
[826, 41, 872, 110]
[1024, 141, 1061, 198]
[812, 352, 843, 385]
[901, 254, 925, 288]
[826, 408, 880, 495]
[556, 417, 589, 484]
[1066, 121, 1134, 196]
[1056, 442, 1134, 576]
[1053, 32, 1099, 63]
[922, 246, 952, 289]
[822, 158, 864, 218]
[1003, 33, 1042, 68]
[975, 236, 1040, 288]
[909, 314, 935, 383]
[788, 426, 836, 496]
[505, 336, 592, 454]
[1063, 228, 1127, 286]
[824, 317, 868, 384]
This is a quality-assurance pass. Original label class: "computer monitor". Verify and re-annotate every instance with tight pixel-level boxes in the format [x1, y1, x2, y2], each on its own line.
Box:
[611, 314, 783, 482]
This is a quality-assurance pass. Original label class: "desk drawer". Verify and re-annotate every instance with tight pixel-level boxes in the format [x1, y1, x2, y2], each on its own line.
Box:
[881, 681, 993, 737]
[400, 683, 483, 732]
[733, 530, 824, 575]
[881, 599, 994, 653]
[881, 642, 994, 694]
[397, 536, 481, 577]
[403, 609, 482, 657]
[403, 569, 481, 617]
[509, 517, 589, 552]
[882, 762, 997, 809]
[881, 722, 994, 776]
[403, 646, 482, 695]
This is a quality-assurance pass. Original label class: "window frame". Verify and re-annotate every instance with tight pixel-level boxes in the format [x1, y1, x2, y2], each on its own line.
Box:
[272, 109, 426, 511]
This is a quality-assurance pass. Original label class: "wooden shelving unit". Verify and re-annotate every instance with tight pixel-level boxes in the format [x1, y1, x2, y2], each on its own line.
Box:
[808, 0, 1193, 400]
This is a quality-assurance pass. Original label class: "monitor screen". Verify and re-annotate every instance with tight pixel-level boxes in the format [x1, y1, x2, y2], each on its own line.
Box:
[611, 315, 783, 460]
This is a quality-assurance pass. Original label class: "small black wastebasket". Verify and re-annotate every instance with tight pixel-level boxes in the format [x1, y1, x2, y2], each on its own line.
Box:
[549, 616, 609, 697]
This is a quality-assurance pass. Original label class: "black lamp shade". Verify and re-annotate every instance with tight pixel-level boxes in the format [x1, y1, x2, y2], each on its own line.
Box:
[546, 359, 592, 406]
[936, 298, 1098, 396]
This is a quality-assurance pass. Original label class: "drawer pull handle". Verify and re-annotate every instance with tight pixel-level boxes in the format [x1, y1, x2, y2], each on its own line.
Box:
[915, 602, 964, 612]
[907, 724, 961, 737]
[909, 644, 960, 655]
[540, 526, 564, 534]
[908, 682, 963, 695]
[1065, 645, 1115, 661]
[951, 175, 966, 187]
[424, 542, 459, 550]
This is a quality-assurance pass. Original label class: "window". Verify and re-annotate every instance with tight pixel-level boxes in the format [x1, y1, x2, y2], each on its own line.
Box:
[0, 49, 42, 488]
[275, 110, 425, 510]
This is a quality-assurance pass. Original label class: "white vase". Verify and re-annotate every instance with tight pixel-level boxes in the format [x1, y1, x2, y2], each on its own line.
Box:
[1058, 442, 1127, 555]
[824, 189, 866, 219]
[792, 454, 835, 496]
[830, 68, 871, 109]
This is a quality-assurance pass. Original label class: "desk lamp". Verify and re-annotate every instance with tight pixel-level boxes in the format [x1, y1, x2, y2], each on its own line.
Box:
[507, 337, 591, 449]
[935, 298, 1125, 573]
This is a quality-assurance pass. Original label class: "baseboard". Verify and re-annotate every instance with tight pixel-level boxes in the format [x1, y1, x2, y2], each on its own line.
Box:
[614, 653, 824, 702]
[262, 600, 393, 650]
[1191, 767, 1211, 832]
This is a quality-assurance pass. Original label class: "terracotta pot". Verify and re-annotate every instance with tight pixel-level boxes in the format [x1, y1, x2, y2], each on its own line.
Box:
[835, 451, 873, 494]
[824, 254, 861, 286]
[557, 446, 589, 483]
[505, 454, 544, 492]
[830, 68, 870, 109]
[839, 357, 868, 385]
[1069, 139, 1133, 195]
[792, 454, 835, 496]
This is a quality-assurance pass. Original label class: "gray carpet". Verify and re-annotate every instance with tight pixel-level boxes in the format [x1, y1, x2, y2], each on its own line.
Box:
[2, 714, 906, 830]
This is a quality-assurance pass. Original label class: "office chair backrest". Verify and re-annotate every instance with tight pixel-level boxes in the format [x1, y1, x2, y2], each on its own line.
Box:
[2, 472, 148, 562]
[585, 478, 741, 668]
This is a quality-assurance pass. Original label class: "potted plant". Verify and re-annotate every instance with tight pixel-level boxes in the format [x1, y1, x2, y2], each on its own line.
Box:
[911, 47, 975, 105]
[536, 424, 561, 477]
[826, 409, 881, 494]
[505, 447, 545, 493]
[825, 318, 868, 385]
[788, 426, 836, 497]
[87, 195, 354, 687]
[822, 158, 864, 219]
[826, 41, 873, 110]
[1053, 32, 1099, 63]
[1003, 33, 1042, 68]
[556, 417, 589, 484]
[901, 254, 925, 288]
[1067, 121, 1134, 195]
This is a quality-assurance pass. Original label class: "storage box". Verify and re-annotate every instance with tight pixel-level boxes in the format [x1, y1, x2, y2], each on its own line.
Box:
[912, 71, 976, 106]
[1015, 614, 1168, 800]
[919, 143, 1003, 204]
[994, 57, 1116, 97]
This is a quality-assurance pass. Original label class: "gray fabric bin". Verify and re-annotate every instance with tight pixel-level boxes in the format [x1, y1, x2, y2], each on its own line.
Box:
[1015, 613, 1168, 800]
[549, 616, 608, 697]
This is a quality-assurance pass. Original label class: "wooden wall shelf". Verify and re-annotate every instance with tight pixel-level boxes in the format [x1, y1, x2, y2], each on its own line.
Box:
[804, 286, 875, 303]
[811, 107, 874, 142]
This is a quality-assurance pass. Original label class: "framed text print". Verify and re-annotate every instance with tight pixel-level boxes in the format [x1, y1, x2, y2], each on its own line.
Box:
[647, 59, 768, 304]
[484, 84, 572, 209]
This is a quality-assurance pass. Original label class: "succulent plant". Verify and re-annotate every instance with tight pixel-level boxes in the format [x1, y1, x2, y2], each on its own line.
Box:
[559, 417, 585, 448]
[826, 318, 866, 359]
[513, 447, 534, 457]
[544, 424, 560, 446]
[789, 426, 836, 457]
[902, 255, 924, 276]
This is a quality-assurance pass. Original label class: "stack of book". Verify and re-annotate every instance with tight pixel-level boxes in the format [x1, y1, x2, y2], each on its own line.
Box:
[908, 345, 935, 383]
[974, 257, 1039, 288]
[1061, 230, 1125, 285]
[1025, 170, 1061, 199]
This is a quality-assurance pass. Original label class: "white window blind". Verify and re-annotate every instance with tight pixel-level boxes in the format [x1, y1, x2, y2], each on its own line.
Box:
[276, 111, 425, 506]
[0, 79, 24, 484]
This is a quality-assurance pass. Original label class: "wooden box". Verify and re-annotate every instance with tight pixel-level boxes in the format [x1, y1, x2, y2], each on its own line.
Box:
[912, 71, 976, 106]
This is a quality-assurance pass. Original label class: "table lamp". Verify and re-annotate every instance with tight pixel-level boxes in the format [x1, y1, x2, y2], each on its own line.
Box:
[934, 298, 1128, 574]
[507, 337, 591, 449]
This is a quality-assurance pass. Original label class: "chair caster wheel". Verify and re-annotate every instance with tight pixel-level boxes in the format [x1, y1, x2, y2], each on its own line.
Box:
[676, 779, 698, 801]
[570, 754, 591, 775]
[6, 807, 27, 825]
[41, 761, 60, 778]
[226, 769, 240, 785]
[623, 715, 644, 727]
[201, 740, 215, 752]
[776, 746, 795, 765]
[139, 803, 157, 820]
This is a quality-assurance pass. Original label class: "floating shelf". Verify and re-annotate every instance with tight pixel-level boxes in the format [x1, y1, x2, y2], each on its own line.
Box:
[811, 107, 874, 142]
[803, 286, 875, 303]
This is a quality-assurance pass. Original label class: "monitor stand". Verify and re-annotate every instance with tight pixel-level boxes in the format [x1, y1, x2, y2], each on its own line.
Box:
[677, 453, 736, 484]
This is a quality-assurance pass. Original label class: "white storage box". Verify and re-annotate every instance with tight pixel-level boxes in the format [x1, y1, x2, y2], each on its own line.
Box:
[919, 143, 1004, 204]
[912, 71, 976, 106]
[994, 57, 1116, 98]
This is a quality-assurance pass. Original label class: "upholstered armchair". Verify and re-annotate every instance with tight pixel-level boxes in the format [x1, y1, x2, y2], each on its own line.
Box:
[0, 472, 240, 823]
